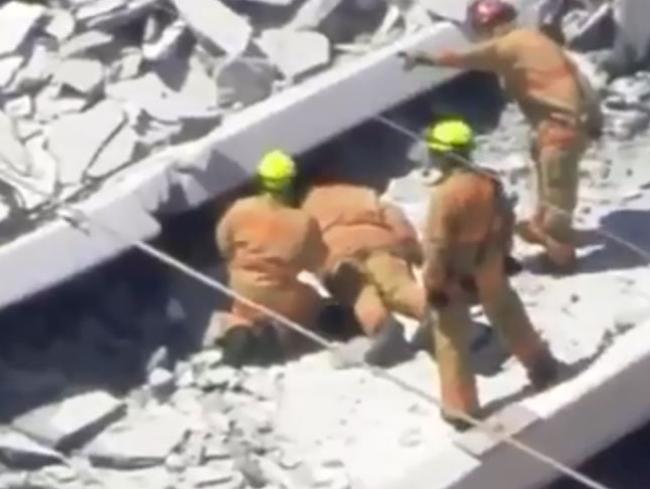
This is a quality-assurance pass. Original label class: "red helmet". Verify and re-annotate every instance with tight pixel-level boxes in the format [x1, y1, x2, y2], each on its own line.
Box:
[467, 0, 517, 31]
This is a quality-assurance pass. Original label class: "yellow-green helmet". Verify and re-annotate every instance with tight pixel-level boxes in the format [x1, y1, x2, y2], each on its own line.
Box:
[257, 149, 296, 191]
[425, 118, 474, 153]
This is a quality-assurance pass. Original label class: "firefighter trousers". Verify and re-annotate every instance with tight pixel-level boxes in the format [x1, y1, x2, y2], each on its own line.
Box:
[433, 249, 548, 418]
[326, 250, 427, 336]
[530, 121, 588, 244]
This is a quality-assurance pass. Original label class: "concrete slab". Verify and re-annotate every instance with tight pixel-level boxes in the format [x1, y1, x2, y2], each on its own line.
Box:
[257, 29, 331, 79]
[0, 429, 63, 468]
[85, 405, 189, 468]
[172, 0, 252, 56]
[0, 111, 32, 175]
[54, 58, 104, 95]
[86, 123, 138, 178]
[12, 391, 126, 450]
[48, 100, 126, 184]
[0, 2, 46, 56]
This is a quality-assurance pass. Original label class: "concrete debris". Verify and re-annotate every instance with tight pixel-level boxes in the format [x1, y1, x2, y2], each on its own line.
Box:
[216, 58, 276, 108]
[44, 9, 76, 42]
[12, 390, 126, 450]
[288, 0, 345, 30]
[0, 56, 24, 88]
[48, 100, 125, 184]
[147, 367, 176, 401]
[75, 0, 128, 23]
[29, 464, 79, 487]
[10, 41, 56, 93]
[0, 2, 46, 56]
[143, 17, 187, 62]
[187, 465, 235, 488]
[97, 467, 172, 489]
[85, 405, 189, 468]
[59, 30, 115, 58]
[172, 0, 252, 56]
[4, 95, 34, 119]
[242, 0, 299, 5]
[107, 72, 220, 123]
[17, 137, 58, 209]
[54, 58, 104, 95]
[85, 122, 138, 178]
[112, 47, 143, 81]
[0, 112, 32, 175]
[0, 429, 63, 468]
[257, 29, 331, 80]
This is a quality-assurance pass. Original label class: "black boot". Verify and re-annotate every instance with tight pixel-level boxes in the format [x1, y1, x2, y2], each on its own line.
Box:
[527, 350, 560, 392]
[504, 255, 524, 276]
[254, 321, 285, 366]
[364, 318, 414, 368]
[440, 410, 474, 432]
[410, 314, 435, 353]
[219, 327, 259, 368]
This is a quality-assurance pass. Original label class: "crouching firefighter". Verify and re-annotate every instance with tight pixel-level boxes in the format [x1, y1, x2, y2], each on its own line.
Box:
[301, 177, 428, 368]
[215, 150, 327, 367]
[421, 118, 560, 430]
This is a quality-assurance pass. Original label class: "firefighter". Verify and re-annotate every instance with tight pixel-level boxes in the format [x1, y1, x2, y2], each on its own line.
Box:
[216, 150, 327, 367]
[421, 118, 559, 430]
[401, 0, 602, 272]
[301, 176, 427, 368]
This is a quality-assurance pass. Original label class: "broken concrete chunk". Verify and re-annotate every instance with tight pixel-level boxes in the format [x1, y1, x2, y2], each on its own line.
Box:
[187, 465, 234, 488]
[143, 17, 186, 62]
[75, 0, 127, 22]
[0, 57, 24, 88]
[85, 406, 189, 468]
[0, 2, 46, 56]
[54, 58, 104, 95]
[59, 30, 114, 58]
[107, 72, 220, 123]
[48, 100, 126, 184]
[113, 47, 143, 81]
[10, 41, 56, 93]
[4, 95, 34, 119]
[12, 391, 126, 450]
[257, 29, 331, 79]
[0, 429, 63, 468]
[172, 0, 252, 56]
[147, 367, 175, 401]
[0, 112, 32, 175]
[22, 137, 58, 208]
[288, 0, 345, 30]
[216, 58, 276, 107]
[96, 467, 172, 489]
[45, 9, 76, 41]
[85, 122, 137, 178]
[241, 0, 298, 5]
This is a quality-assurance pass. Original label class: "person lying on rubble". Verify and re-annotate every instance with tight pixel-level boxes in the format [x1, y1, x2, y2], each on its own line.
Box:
[401, 0, 603, 273]
[301, 170, 428, 368]
[215, 150, 327, 368]
[420, 118, 560, 431]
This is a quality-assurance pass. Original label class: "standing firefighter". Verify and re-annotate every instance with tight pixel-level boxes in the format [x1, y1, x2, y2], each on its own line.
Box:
[216, 150, 327, 367]
[402, 0, 602, 272]
[421, 118, 559, 430]
[302, 179, 427, 367]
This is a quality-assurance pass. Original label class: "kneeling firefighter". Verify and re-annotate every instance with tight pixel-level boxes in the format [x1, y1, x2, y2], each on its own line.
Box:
[216, 150, 327, 367]
[421, 118, 560, 430]
[302, 177, 428, 368]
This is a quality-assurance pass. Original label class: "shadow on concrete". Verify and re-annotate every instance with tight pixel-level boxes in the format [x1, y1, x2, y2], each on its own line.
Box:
[481, 317, 637, 419]
[575, 209, 650, 274]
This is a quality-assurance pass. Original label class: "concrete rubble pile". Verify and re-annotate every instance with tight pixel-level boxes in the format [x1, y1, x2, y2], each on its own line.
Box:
[544, 0, 650, 141]
[0, 0, 443, 225]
